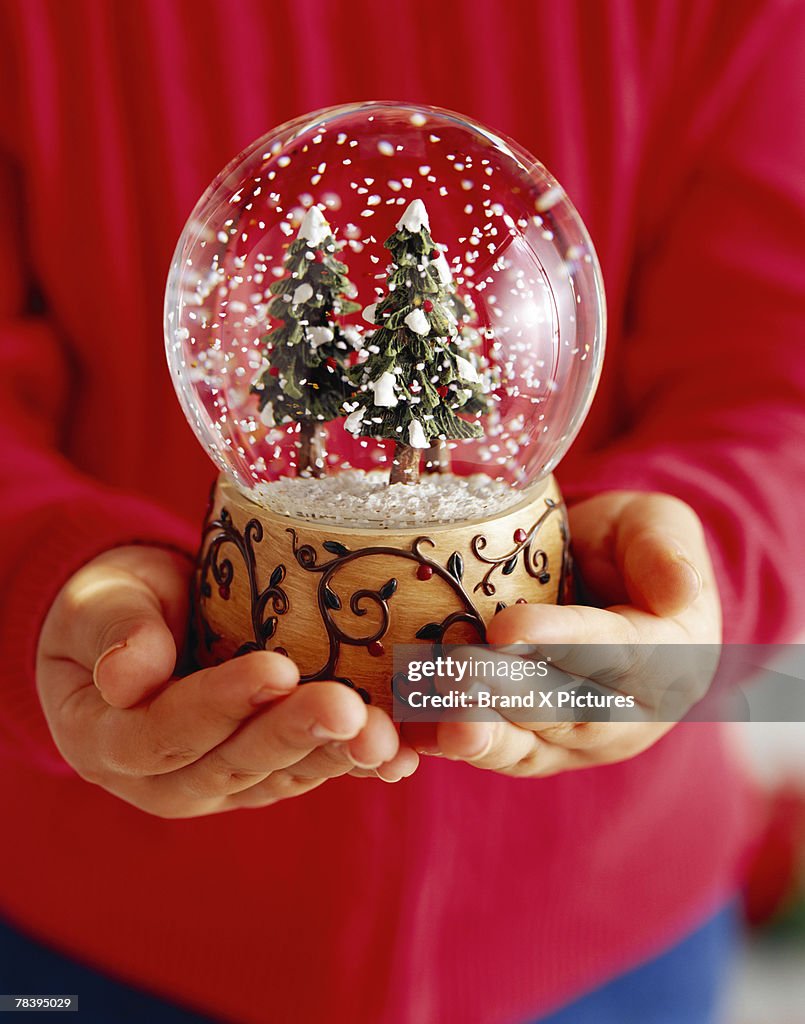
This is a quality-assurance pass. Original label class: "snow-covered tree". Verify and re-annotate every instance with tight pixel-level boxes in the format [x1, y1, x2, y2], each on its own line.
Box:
[252, 207, 360, 476]
[344, 199, 488, 485]
[421, 251, 494, 473]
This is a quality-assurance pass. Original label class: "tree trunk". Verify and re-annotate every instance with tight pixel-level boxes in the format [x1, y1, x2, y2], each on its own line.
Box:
[298, 421, 326, 478]
[390, 443, 421, 485]
[423, 440, 449, 474]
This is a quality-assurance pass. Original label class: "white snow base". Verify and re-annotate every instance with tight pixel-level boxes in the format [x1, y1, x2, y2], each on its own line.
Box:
[247, 469, 517, 527]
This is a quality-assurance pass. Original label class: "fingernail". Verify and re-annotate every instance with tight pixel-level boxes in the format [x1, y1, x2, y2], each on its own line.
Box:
[329, 741, 362, 764]
[250, 686, 279, 706]
[676, 556, 703, 598]
[493, 641, 540, 655]
[345, 749, 382, 770]
[92, 641, 127, 689]
[466, 726, 494, 759]
[310, 722, 355, 741]
[467, 682, 491, 703]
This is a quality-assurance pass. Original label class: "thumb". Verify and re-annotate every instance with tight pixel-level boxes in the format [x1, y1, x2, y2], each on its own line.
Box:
[616, 495, 704, 618]
[50, 562, 180, 709]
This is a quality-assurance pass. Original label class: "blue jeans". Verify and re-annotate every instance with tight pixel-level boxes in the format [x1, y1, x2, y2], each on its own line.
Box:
[0, 906, 737, 1022]
[531, 904, 738, 1024]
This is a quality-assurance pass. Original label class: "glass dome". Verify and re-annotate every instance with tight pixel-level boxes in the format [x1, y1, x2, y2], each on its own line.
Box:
[165, 101, 605, 526]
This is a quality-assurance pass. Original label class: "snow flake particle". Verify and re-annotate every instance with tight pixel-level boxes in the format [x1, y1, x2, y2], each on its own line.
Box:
[344, 407, 366, 434]
[536, 186, 564, 212]
[404, 307, 430, 335]
[292, 282, 314, 305]
[432, 251, 453, 285]
[342, 325, 363, 349]
[455, 355, 481, 383]
[408, 419, 429, 449]
[369, 371, 399, 408]
[307, 326, 334, 348]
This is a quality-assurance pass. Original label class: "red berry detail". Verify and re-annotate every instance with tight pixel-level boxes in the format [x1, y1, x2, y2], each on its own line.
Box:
[269, 367, 280, 377]
[326, 357, 338, 369]
[417, 564, 433, 581]
[274, 646, 288, 657]
[514, 528, 528, 544]
[437, 385, 449, 398]
[219, 585, 230, 600]
[347, 351, 360, 366]
[368, 640, 385, 657]
[423, 299, 434, 312]
[516, 598, 528, 605]
[314, 250, 325, 262]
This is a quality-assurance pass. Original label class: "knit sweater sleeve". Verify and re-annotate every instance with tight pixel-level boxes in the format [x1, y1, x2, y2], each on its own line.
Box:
[0, 151, 197, 772]
[560, 1, 805, 646]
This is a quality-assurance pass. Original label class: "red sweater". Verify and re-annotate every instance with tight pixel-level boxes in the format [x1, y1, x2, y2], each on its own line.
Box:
[1, 2, 803, 1022]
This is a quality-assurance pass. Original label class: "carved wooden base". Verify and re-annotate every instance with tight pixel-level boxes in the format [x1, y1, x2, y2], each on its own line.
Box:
[193, 474, 570, 711]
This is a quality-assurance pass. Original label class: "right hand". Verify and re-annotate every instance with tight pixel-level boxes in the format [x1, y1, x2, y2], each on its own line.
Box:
[36, 545, 417, 818]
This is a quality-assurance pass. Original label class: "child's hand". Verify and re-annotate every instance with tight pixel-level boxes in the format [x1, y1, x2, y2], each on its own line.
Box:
[402, 492, 721, 776]
[36, 545, 417, 817]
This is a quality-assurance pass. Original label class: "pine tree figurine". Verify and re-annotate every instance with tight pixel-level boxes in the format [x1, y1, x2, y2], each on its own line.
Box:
[422, 253, 493, 473]
[345, 199, 488, 485]
[252, 207, 360, 476]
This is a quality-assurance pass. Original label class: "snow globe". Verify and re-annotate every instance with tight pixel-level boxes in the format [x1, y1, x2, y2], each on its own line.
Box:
[165, 102, 605, 709]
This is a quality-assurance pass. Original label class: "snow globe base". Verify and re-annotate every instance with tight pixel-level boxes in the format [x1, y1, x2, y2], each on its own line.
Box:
[193, 473, 571, 712]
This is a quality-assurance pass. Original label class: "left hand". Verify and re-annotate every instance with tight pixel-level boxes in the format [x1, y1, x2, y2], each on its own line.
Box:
[401, 491, 722, 777]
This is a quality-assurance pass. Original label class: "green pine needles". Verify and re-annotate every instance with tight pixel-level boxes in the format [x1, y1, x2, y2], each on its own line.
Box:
[252, 199, 492, 486]
[251, 206, 359, 476]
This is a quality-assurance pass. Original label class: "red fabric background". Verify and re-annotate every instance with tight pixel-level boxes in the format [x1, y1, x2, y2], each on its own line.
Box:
[0, 2, 803, 1021]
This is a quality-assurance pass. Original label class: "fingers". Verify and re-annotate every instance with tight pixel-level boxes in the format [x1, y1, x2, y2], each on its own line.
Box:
[339, 706, 420, 781]
[36, 546, 422, 815]
[435, 718, 566, 777]
[157, 696, 416, 813]
[621, 531, 701, 618]
[92, 546, 193, 651]
[610, 495, 720, 641]
[81, 652, 301, 778]
[613, 494, 708, 617]
[341, 704, 400, 770]
[567, 492, 633, 604]
[369, 744, 420, 783]
[485, 604, 710, 717]
[442, 643, 651, 726]
[414, 492, 719, 779]
[435, 717, 668, 777]
[165, 682, 376, 799]
[487, 601, 644, 650]
[41, 560, 181, 709]
[568, 492, 714, 619]
[399, 721, 440, 755]
[226, 710, 418, 804]
[226, 775, 330, 811]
